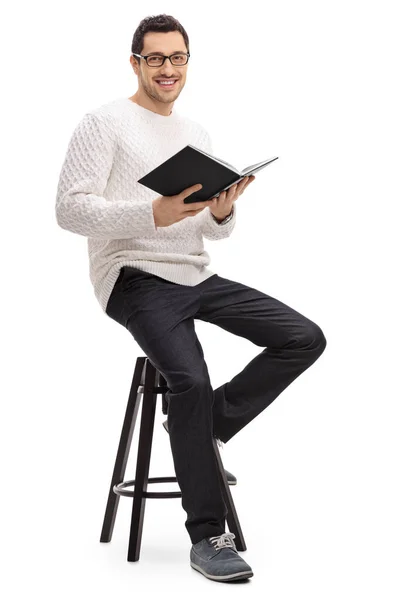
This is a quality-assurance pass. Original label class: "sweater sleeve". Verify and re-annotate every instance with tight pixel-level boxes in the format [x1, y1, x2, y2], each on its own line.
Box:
[55, 112, 157, 239]
[198, 131, 237, 241]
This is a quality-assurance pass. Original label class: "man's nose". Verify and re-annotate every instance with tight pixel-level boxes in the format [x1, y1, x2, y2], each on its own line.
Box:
[161, 57, 176, 72]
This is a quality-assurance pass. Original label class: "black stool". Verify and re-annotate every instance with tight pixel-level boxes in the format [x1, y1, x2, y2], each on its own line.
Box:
[100, 356, 246, 561]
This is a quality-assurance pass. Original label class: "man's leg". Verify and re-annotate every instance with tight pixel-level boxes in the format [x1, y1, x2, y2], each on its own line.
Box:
[106, 267, 228, 544]
[195, 274, 327, 443]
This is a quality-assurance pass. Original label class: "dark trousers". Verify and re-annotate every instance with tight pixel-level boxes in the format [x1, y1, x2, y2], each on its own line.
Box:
[105, 266, 327, 545]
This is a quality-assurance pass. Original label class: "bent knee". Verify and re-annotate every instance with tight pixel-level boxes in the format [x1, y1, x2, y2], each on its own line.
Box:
[301, 322, 327, 354]
[169, 372, 211, 396]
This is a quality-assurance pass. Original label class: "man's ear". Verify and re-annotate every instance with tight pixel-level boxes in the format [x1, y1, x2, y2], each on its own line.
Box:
[130, 55, 139, 75]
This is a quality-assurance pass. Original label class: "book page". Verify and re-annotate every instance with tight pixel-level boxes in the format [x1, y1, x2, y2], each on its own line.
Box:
[240, 156, 279, 175]
[189, 145, 240, 173]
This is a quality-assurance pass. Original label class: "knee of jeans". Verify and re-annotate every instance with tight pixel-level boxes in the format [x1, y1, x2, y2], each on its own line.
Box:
[169, 373, 211, 397]
[304, 323, 327, 354]
[289, 322, 327, 354]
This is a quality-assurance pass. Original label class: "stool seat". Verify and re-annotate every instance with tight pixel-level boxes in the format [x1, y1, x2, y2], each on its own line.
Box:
[100, 356, 246, 562]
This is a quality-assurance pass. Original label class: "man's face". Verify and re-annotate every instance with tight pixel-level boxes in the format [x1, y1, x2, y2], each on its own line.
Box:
[131, 31, 188, 104]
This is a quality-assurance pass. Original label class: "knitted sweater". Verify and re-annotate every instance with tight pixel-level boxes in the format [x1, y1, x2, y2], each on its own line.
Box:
[55, 97, 237, 313]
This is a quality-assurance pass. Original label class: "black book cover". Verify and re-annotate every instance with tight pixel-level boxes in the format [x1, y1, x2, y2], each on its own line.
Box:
[138, 145, 278, 204]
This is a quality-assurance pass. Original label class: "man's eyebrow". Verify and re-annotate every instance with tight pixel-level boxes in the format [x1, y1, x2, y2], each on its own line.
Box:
[146, 50, 186, 55]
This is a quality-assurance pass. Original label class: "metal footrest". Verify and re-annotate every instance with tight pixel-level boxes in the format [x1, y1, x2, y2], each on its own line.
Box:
[114, 476, 182, 499]
[137, 385, 168, 394]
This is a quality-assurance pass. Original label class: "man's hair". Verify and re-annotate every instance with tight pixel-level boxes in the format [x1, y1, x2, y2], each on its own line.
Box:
[131, 14, 190, 58]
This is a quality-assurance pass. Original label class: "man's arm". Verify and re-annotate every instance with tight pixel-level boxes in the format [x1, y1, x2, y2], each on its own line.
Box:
[55, 112, 157, 239]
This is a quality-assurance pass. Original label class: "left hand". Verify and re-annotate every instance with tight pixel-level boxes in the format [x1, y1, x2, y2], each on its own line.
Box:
[209, 175, 255, 220]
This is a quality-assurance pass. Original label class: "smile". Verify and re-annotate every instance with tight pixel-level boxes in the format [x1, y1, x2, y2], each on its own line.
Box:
[155, 79, 178, 89]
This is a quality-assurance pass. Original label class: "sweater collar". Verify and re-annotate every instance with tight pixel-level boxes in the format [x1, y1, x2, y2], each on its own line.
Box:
[123, 97, 179, 124]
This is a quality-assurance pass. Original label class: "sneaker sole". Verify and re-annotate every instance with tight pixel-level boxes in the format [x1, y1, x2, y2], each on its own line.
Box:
[190, 561, 253, 581]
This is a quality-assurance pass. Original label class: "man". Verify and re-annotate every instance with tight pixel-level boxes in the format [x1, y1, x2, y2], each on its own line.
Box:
[55, 13, 327, 583]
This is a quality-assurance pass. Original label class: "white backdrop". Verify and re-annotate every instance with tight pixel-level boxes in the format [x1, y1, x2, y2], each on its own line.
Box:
[2, 0, 399, 598]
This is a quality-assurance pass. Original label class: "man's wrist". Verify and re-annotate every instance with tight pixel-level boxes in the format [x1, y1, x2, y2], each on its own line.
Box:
[211, 208, 233, 225]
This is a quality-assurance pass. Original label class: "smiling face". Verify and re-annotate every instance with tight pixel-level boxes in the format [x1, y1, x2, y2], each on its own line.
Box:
[130, 30, 189, 114]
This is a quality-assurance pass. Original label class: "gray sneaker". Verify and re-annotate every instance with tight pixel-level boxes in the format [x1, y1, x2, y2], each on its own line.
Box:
[190, 532, 254, 582]
[162, 419, 237, 484]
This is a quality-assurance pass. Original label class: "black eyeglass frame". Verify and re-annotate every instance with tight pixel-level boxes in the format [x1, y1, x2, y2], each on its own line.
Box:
[131, 52, 190, 67]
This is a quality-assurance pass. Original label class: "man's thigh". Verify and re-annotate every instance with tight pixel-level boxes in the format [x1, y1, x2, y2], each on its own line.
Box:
[106, 266, 209, 385]
[195, 274, 325, 349]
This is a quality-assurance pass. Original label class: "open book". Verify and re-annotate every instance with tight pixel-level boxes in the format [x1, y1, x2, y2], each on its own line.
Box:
[138, 144, 278, 204]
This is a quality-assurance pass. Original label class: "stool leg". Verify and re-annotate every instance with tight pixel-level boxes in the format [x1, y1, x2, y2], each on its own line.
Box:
[213, 438, 247, 552]
[100, 356, 146, 543]
[127, 359, 158, 562]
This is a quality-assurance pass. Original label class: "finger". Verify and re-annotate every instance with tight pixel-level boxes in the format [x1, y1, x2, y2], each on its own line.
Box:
[226, 185, 237, 199]
[215, 191, 227, 201]
[234, 178, 247, 194]
[222, 191, 230, 205]
[180, 183, 203, 199]
[242, 176, 254, 188]
[240, 177, 253, 193]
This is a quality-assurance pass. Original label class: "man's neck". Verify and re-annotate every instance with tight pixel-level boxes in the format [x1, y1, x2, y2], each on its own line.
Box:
[128, 93, 174, 117]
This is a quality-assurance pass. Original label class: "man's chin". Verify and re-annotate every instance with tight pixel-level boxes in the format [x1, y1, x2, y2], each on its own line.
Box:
[154, 91, 180, 102]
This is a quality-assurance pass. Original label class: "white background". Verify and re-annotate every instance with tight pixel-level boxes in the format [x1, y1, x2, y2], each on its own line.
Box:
[2, 0, 399, 598]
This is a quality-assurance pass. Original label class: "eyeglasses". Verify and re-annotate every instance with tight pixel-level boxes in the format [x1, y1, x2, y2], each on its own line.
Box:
[131, 52, 190, 67]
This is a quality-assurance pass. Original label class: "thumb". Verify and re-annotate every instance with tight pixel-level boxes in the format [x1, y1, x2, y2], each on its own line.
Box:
[181, 183, 203, 198]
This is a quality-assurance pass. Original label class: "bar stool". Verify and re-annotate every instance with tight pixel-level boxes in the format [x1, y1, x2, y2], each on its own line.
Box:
[99, 355, 247, 562]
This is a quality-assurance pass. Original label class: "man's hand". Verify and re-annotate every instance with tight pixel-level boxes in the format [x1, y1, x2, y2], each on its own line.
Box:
[209, 175, 255, 221]
[152, 183, 215, 228]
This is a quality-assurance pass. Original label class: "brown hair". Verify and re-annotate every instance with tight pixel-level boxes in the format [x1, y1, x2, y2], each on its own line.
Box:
[131, 14, 190, 60]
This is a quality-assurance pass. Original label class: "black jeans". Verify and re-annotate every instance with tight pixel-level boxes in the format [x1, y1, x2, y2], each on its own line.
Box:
[105, 266, 327, 545]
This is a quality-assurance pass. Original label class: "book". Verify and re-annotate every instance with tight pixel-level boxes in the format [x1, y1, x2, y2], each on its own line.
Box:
[137, 144, 279, 204]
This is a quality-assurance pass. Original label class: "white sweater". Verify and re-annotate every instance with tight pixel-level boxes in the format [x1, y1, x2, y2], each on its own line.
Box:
[55, 97, 237, 313]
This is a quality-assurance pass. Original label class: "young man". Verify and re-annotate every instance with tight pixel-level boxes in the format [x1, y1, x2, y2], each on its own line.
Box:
[55, 14, 327, 583]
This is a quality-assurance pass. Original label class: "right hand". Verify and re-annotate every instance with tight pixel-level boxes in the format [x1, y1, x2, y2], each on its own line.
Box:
[152, 184, 214, 228]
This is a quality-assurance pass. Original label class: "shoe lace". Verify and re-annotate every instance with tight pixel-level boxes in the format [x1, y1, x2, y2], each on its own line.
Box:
[209, 532, 236, 551]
